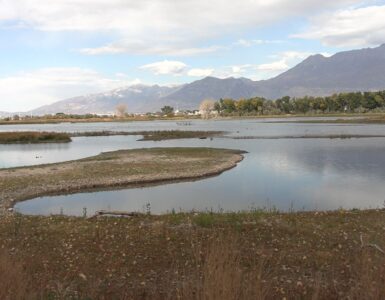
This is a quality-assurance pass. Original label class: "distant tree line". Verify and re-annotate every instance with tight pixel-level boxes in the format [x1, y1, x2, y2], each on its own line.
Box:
[213, 91, 385, 115]
[0, 113, 116, 122]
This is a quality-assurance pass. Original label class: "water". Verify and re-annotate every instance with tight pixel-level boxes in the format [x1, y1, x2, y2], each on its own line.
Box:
[3, 119, 385, 215]
[0, 136, 140, 168]
[2, 119, 385, 168]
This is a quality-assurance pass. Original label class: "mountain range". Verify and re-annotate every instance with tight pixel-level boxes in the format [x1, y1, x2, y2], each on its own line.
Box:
[29, 44, 385, 115]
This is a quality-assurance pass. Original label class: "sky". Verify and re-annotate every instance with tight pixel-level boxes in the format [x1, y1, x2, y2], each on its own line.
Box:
[1, 0, 385, 112]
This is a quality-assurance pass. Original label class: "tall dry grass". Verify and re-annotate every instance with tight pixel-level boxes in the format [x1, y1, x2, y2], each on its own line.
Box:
[0, 131, 71, 144]
[2, 221, 385, 299]
[0, 250, 34, 300]
[170, 232, 268, 300]
[346, 248, 385, 300]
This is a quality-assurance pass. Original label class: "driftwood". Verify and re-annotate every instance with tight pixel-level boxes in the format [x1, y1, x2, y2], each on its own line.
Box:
[360, 234, 385, 254]
[88, 210, 143, 219]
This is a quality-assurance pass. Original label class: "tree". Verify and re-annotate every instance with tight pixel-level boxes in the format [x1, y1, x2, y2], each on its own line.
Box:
[161, 106, 174, 116]
[199, 99, 215, 119]
[115, 103, 128, 117]
[221, 98, 236, 114]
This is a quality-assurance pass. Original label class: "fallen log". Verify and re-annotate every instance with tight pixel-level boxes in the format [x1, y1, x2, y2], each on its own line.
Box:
[88, 210, 143, 219]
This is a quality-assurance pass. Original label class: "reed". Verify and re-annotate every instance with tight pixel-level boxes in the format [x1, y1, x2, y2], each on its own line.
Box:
[0, 131, 71, 144]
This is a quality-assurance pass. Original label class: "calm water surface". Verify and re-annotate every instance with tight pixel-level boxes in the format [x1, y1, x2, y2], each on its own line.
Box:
[3, 119, 385, 215]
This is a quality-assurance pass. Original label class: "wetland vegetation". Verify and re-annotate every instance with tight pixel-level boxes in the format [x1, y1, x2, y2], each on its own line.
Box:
[72, 130, 224, 141]
[0, 130, 224, 144]
[2, 119, 385, 299]
[0, 131, 72, 144]
[1, 209, 385, 299]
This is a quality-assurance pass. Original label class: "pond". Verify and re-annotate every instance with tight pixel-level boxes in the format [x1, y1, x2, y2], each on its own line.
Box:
[2, 119, 385, 215]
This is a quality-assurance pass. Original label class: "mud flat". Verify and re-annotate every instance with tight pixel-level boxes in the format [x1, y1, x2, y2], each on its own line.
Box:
[0, 147, 245, 212]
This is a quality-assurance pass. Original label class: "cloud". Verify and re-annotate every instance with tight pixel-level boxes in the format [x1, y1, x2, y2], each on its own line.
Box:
[0, 0, 362, 55]
[293, 5, 385, 47]
[140, 60, 187, 75]
[200, 57, 305, 80]
[0, 0, 355, 31]
[0, 68, 140, 112]
[187, 68, 214, 77]
[255, 51, 314, 73]
[209, 65, 250, 79]
[275, 51, 314, 60]
[80, 40, 222, 56]
[257, 60, 289, 71]
[235, 39, 283, 47]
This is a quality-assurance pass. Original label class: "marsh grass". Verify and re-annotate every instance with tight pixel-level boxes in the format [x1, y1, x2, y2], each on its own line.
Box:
[71, 130, 224, 141]
[171, 232, 268, 300]
[0, 131, 71, 144]
[0, 250, 34, 300]
[137, 130, 223, 141]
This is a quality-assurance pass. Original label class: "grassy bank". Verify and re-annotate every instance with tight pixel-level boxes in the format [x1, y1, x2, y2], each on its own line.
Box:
[1, 209, 385, 299]
[0, 115, 199, 125]
[2, 112, 385, 125]
[273, 115, 385, 124]
[229, 134, 385, 140]
[0, 131, 71, 144]
[0, 147, 245, 210]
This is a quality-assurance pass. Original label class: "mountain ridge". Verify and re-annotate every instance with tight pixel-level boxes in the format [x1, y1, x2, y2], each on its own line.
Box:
[26, 44, 385, 115]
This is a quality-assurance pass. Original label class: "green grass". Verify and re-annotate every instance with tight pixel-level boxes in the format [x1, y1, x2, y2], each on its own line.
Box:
[0, 131, 72, 144]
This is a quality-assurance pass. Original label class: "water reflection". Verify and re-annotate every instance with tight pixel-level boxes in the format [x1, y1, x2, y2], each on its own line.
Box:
[4, 119, 385, 214]
[14, 137, 385, 215]
[0, 136, 139, 168]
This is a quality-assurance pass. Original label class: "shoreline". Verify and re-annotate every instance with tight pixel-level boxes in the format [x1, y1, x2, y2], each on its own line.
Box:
[0, 112, 380, 126]
[226, 134, 385, 139]
[0, 147, 245, 212]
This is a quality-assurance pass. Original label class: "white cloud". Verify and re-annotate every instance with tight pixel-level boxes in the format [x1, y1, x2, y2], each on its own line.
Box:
[187, 68, 214, 77]
[0, 0, 362, 55]
[0, 68, 140, 112]
[235, 39, 283, 47]
[210, 64, 253, 79]
[230, 64, 253, 75]
[0, 0, 358, 32]
[140, 60, 187, 75]
[257, 60, 289, 71]
[80, 41, 222, 56]
[255, 51, 313, 73]
[293, 5, 385, 47]
[276, 51, 314, 60]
